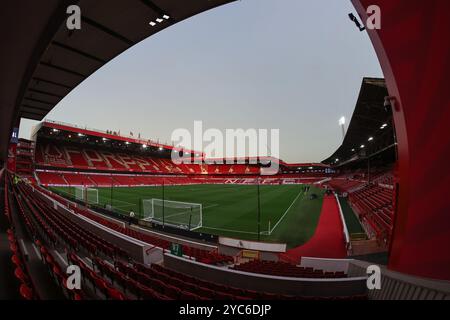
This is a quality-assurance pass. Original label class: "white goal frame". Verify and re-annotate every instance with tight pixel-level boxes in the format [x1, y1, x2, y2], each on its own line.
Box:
[74, 187, 99, 204]
[142, 198, 203, 231]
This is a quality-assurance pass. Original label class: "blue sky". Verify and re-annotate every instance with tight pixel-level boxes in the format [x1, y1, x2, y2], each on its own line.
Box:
[20, 0, 383, 163]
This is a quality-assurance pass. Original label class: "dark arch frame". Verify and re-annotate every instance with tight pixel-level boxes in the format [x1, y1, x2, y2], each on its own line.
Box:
[353, 0, 450, 281]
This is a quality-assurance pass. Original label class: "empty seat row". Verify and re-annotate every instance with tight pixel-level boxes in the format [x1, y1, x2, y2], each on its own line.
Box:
[232, 260, 347, 279]
[7, 229, 38, 300]
[36, 185, 234, 265]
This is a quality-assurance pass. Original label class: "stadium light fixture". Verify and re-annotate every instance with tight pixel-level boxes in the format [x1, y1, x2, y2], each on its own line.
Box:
[102, 137, 108, 141]
[360, 145, 365, 149]
[380, 123, 388, 129]
[339, 116, 346, 141]
[78, 133, 84, 137]
[125, 142, 130, 145]
[150, 14, 170, 27]
[159, 147, 163, 151]
[368, 137, 374, 141]
[52, 128, 59, 132]
[351, 148, 355, 152]
[142, 144, 147, 149]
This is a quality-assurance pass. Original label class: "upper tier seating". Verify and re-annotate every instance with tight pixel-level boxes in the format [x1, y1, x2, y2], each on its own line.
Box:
[35, 142, 261, 175]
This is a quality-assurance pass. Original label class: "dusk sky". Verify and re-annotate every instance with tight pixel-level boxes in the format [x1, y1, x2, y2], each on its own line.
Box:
[20, 0, 383, 163]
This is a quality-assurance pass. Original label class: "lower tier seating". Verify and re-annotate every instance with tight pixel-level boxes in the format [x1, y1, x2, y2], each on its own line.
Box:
[232, 260, 346, 278]
[349, 184, 394, 242]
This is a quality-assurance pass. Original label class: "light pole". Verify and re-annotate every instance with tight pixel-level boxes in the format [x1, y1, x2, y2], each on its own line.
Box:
[339, 116, 346, 141]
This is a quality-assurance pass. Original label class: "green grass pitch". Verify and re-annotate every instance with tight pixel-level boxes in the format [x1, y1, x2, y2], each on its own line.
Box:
[50, 184, 325, 249]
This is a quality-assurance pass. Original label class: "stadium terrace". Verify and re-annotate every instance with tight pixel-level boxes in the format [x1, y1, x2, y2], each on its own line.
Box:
[0, 0, 449, 306]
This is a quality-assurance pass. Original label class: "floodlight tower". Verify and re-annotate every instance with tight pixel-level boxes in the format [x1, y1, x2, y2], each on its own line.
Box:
[339, 116, 346, 141]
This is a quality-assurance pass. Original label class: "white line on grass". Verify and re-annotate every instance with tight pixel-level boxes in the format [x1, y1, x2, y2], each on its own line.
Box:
[200, 226, 260, 235]
[269, 189, 305, 235]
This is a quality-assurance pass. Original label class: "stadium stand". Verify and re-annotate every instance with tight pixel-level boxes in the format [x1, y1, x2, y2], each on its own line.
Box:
[232, 260, 347, 279]
[324, 168, 394, 245]
[35, 140, 263, 176]
[32, 183, 234, 266]
[2, 172, 370, 300]
[349, 184, 394, 241]
[0, 0, 448, 302]
[35, 170, 324, 188]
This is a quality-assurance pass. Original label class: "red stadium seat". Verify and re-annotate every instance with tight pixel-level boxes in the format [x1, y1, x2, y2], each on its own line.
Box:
[19, 284, 34, 300]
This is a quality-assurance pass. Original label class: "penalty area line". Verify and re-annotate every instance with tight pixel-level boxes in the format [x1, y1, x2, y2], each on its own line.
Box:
[269, 189, 305, 235]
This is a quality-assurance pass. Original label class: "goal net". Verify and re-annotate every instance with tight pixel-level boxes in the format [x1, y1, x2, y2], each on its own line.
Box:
[74, 187, 99, 204]
[142, 198, 202, 231]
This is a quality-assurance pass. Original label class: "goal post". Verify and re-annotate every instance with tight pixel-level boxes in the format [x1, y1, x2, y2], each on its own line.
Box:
[142, 198, 202, 231]
[75, 186, 84, 201]
[74, 186, 99, 204]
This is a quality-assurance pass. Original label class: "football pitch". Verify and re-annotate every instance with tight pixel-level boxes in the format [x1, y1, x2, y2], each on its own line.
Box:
[50, 184, 325, 248]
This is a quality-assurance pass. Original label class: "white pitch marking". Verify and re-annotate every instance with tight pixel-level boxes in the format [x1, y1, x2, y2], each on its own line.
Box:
[268, 189, 305, 234]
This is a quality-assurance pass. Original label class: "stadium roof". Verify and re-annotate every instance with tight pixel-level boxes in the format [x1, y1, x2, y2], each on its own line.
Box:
[36, 120, 204, 156]
[0, 0, 236, 162]
[322, 78, 395, 166]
